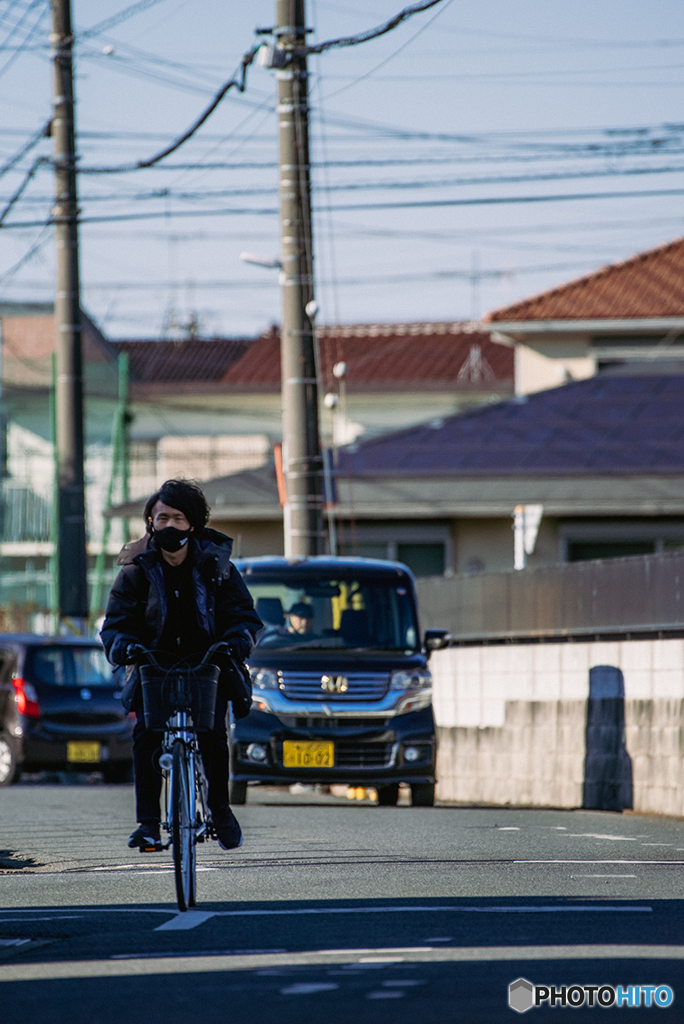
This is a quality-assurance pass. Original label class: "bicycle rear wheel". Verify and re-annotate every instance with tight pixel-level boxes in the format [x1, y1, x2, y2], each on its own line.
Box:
[171, 739, 196, 911]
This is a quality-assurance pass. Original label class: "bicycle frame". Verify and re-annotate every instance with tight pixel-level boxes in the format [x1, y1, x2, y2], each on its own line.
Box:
[136, 642, 228, 911]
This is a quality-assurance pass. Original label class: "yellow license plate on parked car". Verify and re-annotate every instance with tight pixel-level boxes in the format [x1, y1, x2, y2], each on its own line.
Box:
[282, 740, 334, 768]
[67, 741, 101, 764]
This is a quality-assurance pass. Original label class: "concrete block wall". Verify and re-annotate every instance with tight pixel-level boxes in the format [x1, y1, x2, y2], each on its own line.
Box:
[430, 638, 684, 816]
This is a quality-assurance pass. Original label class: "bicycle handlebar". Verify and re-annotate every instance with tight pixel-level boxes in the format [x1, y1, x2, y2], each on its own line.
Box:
[128, 640, 234, 671]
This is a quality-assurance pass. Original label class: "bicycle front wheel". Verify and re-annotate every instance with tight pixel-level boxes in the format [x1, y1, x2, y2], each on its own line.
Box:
[171, 739, 196, 911]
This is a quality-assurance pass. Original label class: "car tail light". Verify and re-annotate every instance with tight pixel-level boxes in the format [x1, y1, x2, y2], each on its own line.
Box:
[12, 677, 40, 718]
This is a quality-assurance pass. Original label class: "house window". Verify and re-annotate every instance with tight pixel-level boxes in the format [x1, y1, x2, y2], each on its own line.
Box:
[337, 523, 451, 576]
[567, 540, 655, 562]
[560, 521, 684, 563]
[396, 542, 445, 577]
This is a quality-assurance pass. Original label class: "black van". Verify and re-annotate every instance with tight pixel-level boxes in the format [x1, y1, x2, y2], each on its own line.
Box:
[231, 557, 446, 806]
[0, 635, 134, 785]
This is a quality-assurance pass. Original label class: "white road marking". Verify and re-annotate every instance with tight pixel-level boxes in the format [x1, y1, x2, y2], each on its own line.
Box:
[497, 827, 520, 831]
[3, 946, 684, 981]
[0, 916, 82, 923]
[209, 903, 652, 918]
[424, 937, 452, 942]
[517, 860, 682, 866]
[382, 980, 427, 986]
[130, 870, 174, 876]
[0, 908, 174, 916]
[359, 957, 405, 963]
[566, 834, 638, 842]
[113, 948, 286, 959]
[0, 939, 30, 947]
[641, 843, 671, 847]
[155, 912, 216, 931]
[280, 983, 338, 995]
[571, 874, 637, 879]
[318, 948, 433, 956]
[367, 990, 404, 998]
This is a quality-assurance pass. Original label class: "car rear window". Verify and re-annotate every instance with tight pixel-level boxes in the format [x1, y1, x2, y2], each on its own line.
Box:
[29, 646, 115, 688]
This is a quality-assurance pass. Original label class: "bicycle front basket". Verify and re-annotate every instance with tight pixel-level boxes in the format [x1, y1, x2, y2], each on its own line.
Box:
[140, 663, 220, 731]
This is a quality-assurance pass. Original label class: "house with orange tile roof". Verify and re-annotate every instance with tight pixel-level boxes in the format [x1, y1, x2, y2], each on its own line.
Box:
[483, 236, 684, 395]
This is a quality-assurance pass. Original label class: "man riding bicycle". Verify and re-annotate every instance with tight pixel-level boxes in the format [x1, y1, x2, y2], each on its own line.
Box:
[101, 479, 262, 853]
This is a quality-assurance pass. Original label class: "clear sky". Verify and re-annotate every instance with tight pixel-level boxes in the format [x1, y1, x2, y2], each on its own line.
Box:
[1, 0, 684, 338]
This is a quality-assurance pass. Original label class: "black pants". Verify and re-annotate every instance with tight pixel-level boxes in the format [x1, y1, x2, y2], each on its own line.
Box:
[132, 691, 230, 823]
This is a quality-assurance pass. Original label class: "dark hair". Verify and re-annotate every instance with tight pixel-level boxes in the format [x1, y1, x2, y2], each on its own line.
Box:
[289, 602, 314, 619]
[143, 479, 211, 533]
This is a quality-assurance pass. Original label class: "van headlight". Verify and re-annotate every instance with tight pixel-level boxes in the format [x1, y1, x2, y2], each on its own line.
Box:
[390, 669, 431, 691]
[250, 667, 279, 690]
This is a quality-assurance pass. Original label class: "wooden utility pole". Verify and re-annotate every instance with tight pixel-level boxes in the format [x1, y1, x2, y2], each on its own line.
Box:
[51, 0, 88, 623]
[275, 0, 324, 557]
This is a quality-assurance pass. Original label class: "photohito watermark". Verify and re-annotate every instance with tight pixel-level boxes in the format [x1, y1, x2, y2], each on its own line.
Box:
[509, 978, 674, 1013]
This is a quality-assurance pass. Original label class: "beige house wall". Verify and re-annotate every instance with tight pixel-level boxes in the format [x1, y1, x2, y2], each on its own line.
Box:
[209, 518, 284, 559]
[452, 517, 558, 573]
[512, 333, 596, 395]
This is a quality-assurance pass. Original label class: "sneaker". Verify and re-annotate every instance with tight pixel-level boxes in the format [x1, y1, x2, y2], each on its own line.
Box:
[128, 821, 161, 851]
[212, 806, 243, 850]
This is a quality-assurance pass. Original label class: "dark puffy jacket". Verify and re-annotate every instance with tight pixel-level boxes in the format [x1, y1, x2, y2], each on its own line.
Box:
[100, 528, 262, 713]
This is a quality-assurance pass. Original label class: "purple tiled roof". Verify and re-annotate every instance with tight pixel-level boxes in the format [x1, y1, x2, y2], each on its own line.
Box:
[337, 373, 684, 476]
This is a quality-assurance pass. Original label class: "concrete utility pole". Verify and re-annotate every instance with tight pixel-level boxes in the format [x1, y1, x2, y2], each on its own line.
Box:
[275, 0, 324, 557]
[51, 0, 88, 623]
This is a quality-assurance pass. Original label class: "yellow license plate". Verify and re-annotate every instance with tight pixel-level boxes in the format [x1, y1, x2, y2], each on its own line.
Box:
[67, 741, 101, 764]
[282, 740, 334, 768]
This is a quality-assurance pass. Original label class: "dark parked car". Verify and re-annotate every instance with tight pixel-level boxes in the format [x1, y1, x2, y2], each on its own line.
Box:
[230, 557, 447, 807]
[0, 634, 134, 785]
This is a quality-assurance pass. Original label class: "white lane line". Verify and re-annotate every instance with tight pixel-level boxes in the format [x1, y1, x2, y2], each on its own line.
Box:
[210, 904, 652, 917]
[424, 937, 452, 942]
[281, 983, 338, 995]
[4, 946, 684, 981]
[113, 949, 287, 959]
[517, 860, 684, 865]
[641, 843, 672, 847]
[0, 903, 653, 924]
[156, 912, 216, 931]
[567, 834, 638, 842]
[360, 957, 406, 964]
[497, 827, 520, 831]
[367, 991, 404, 998]
[0, 908, 175, 916]
[382, 980, 427, 986]
[571, 875, 637, 879]
[0, 916, 82, 923]
[0, 939, 30, 947]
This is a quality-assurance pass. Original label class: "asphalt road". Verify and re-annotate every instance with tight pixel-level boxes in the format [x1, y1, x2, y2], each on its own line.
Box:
[1, 780, 683, 1022]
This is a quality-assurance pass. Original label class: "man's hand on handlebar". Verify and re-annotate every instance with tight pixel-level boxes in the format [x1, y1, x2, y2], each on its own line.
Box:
[125, 642, 146, 664]
[220, 637, 251, 662]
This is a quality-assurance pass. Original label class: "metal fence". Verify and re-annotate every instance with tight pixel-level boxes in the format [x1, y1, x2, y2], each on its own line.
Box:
[416, 551, 684, 642]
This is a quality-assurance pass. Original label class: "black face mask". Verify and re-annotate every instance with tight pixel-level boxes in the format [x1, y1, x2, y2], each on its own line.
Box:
[153, 526, 193, 552]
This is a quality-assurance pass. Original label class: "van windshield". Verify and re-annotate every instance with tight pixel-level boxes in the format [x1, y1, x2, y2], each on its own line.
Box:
[244, 573, 418, 652]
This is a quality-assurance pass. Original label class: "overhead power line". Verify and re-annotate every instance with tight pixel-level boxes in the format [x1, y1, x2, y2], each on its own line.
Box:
[75, 0, 450, 174]
[80, 44, 261, 173]
[5, 260, 592, 292]
[0, 155, 46, 226]
[0, 117, 50, 178]
[4, 184, 684, 231]
[11, 161, 684, 206]
[78, 0, 168, 41]
[298, 0, 447, 55]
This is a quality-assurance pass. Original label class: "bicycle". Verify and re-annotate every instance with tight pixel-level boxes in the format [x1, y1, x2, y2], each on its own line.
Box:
[136, 642, 229, 911]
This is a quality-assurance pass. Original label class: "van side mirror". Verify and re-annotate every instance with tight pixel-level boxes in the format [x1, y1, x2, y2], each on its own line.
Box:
[424, 629, 449, 655]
